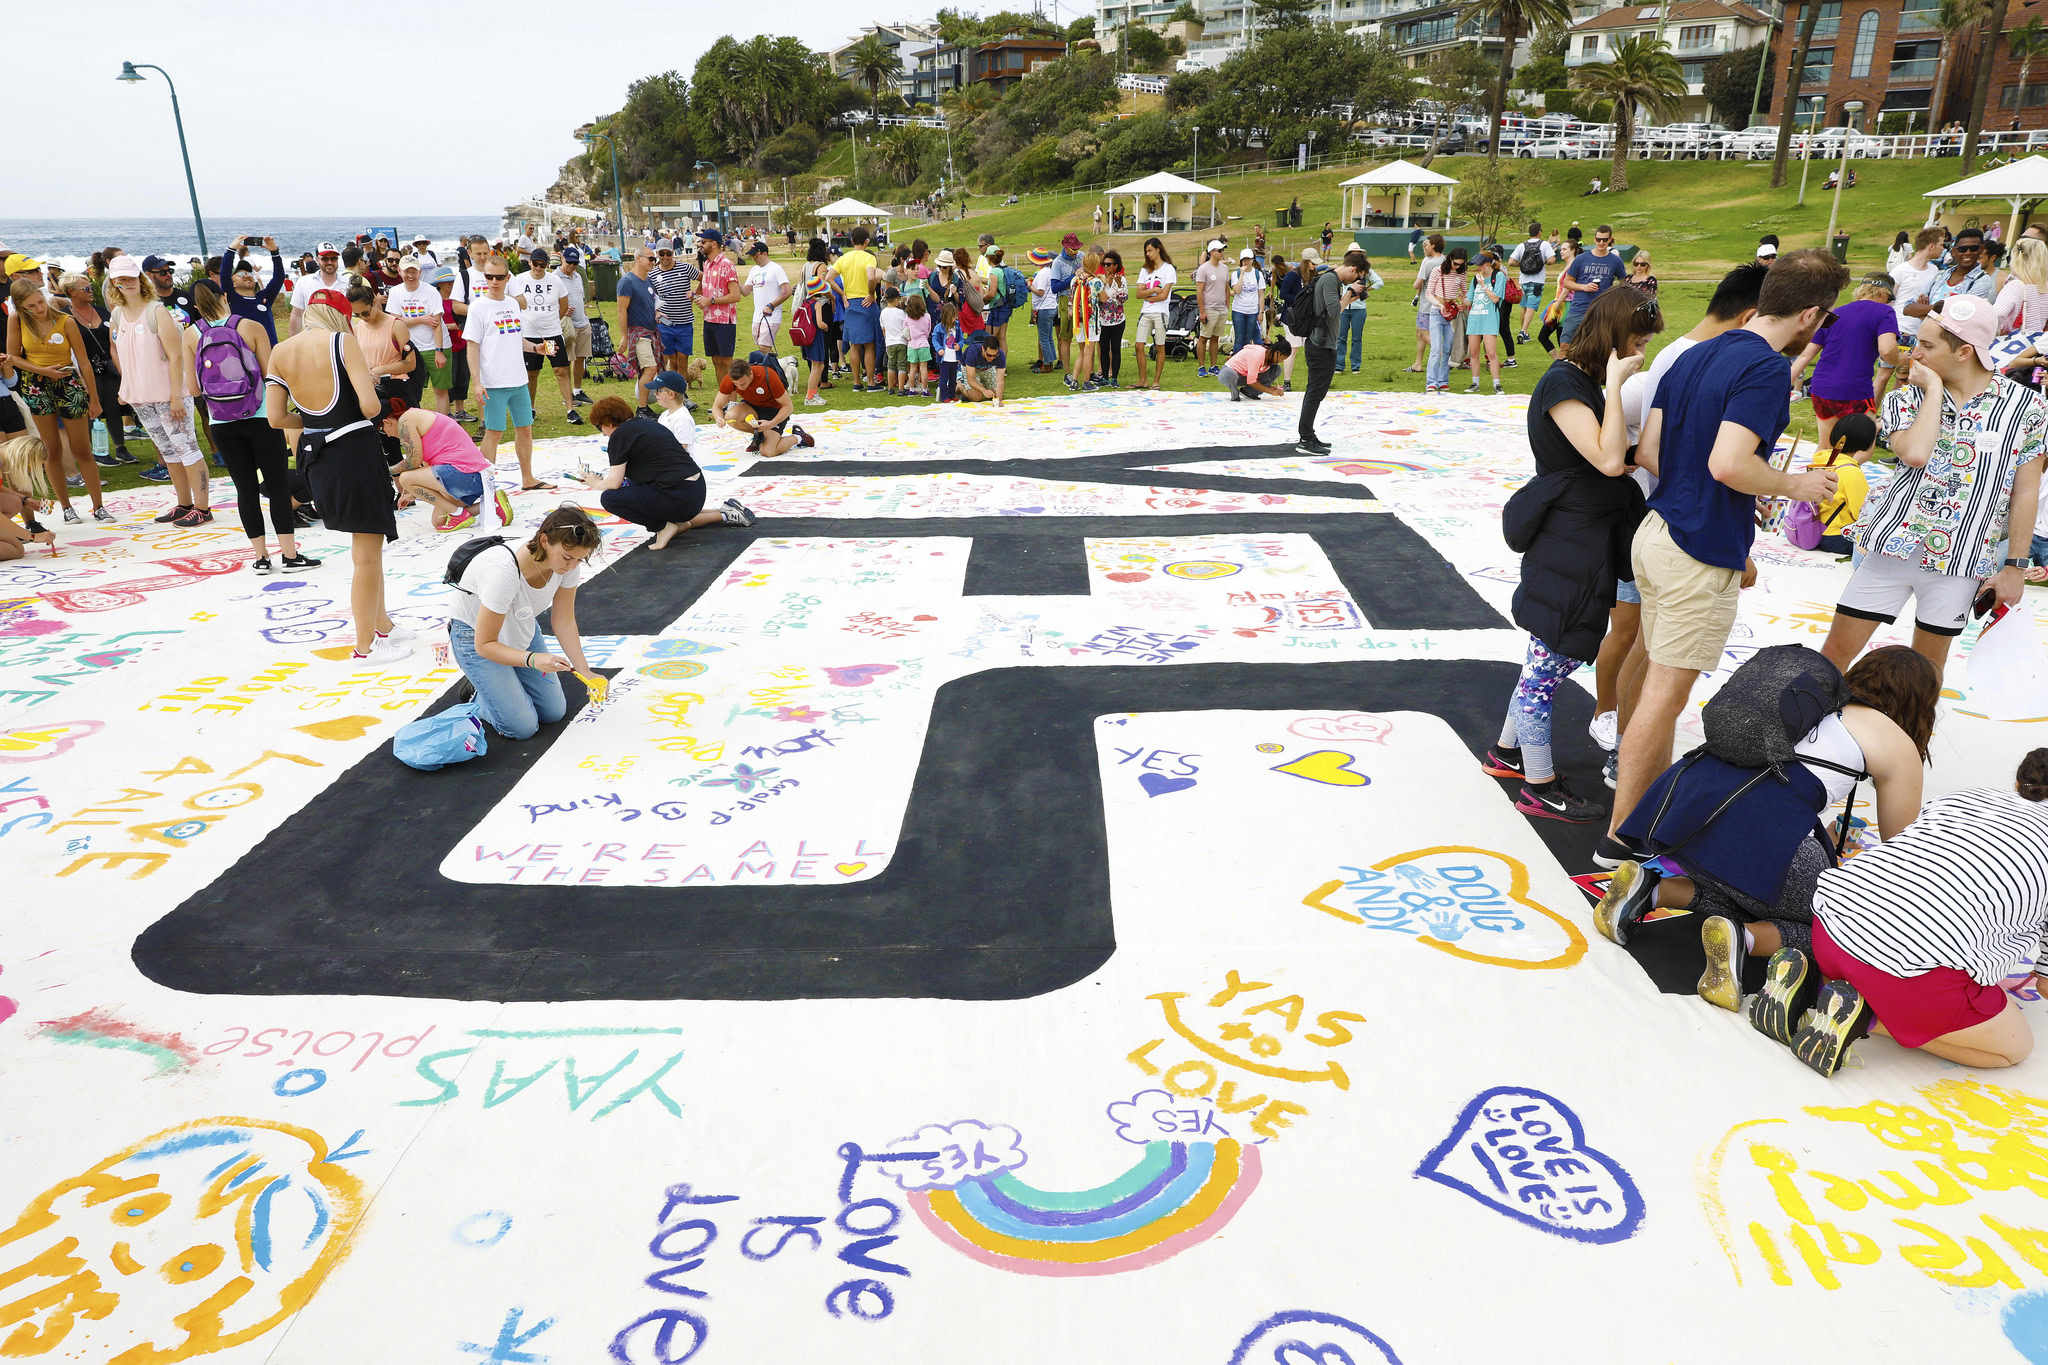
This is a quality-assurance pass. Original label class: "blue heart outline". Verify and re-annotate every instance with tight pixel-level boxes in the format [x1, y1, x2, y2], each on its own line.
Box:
[1413, 1084, 1646, 1246]
[1227, 1310, 1403, 1365]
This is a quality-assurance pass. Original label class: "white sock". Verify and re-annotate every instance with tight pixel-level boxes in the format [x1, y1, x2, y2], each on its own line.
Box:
[1742, 926, 1756, 954]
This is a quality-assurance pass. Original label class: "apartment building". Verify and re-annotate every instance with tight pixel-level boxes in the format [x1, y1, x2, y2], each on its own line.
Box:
[1769, 0, 2048, 131]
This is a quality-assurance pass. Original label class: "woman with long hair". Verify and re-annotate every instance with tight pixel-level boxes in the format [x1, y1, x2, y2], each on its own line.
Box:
[1097, 249, 1128, 390]
[1595, 645, 1939, 1018]
[799, 238, 834, 406]
[1626, 250, 1659, 305]
[446, 503, 602, 740]
[1069, 247, 1103, 392]
[7, 278, 107, 524]
[1483, 286, 1661, 822]
[59, 273, 133, 467]
[1133, 237, 1175, 390]
[1886, 229, 1913, 276]
[1464, 251, 1505, 394]
[267, 301, 409, 663]
[0, 434, 57, 559]
[1423, 246, 1468, 393]
[185, 280, 313, 570]
[347, 281, 417, 415]
[107, 256, 208, 522]
[1537, 242, 1576, 353]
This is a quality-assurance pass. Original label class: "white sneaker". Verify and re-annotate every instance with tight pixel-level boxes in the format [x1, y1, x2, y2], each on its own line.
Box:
[380, 623, 418, 644]
[352, 639, 412, 665]
[1590, 710, 1619, 751]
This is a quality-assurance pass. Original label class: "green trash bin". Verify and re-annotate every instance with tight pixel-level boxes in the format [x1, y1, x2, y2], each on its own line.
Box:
[1276, 209, 1289, 228]
[1830, 232, 1851, 264]
[591, 259, 620, 304]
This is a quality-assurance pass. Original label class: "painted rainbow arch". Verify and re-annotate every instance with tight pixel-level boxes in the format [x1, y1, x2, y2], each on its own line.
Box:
[908, 1138, 1261, 1277]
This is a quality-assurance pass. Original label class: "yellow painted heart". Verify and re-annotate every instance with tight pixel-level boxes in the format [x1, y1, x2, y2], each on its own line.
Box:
[835, 862, 868, 876]
[294, 715, 381, 742]
[1271, 749, 1370, 786]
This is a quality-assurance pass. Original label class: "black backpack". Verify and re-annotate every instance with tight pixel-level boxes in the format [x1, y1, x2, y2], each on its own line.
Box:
[1286, 279, 1319, 336]
[445, 536, 516, 592]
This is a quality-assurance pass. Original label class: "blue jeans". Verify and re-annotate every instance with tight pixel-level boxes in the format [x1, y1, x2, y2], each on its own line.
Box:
[449, 620, 565, 740]
[1337, 309, 1367, 370]
[1426, 312, 1455, 388]
[1560, 306, 1588, 345]
[1035, 311, 1057, 364]
[1232, 310, 1262, 352]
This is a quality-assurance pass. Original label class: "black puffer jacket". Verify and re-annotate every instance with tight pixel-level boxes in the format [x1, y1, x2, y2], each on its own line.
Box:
[1501, 469, 1645, 662]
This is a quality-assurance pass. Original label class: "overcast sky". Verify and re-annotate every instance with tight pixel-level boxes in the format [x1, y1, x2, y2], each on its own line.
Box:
[34, 1, 1008, 219]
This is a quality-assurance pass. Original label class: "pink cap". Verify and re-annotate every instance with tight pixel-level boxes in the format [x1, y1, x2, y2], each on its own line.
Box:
[107, 254, 143, 278]
[1930, 293, 1998, 370]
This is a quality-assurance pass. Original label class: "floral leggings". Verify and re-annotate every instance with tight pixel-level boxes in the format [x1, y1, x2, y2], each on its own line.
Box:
[132, 400, 203, 467]
[1497, 635, 1582, 783]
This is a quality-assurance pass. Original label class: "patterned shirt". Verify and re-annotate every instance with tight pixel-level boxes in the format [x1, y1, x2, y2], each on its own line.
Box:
[1870, 372, 2046, 577]
[698, 254, 738, 326]
[650, 264, 696, 327]
[1927, 262, 1998, 307]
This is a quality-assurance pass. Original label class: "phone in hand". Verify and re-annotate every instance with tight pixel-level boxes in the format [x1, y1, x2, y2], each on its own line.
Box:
[1975, 586, 2005, 621]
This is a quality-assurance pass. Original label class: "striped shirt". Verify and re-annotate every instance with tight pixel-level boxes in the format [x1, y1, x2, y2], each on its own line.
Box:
[650, 264, 697, 327]
[1814, 788, 2048, 985]
[1871, 373, 2046, 578]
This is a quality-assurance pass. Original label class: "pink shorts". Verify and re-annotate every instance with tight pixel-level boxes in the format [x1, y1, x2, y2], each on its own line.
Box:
[1812, 916, 2009, 1049]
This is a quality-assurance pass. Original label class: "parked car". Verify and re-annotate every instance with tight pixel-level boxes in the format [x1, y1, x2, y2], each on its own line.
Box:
[1798, 127, 1882, 158]
[1712, 125, 1783, 158]
[1519, 135, 1590, 159]
[1646, 121, 1729, 156]
[1431, 128, 1471, 155]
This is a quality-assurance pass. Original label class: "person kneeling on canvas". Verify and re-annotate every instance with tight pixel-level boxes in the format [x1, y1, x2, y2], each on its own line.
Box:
[583, 395, 755, 549]
[384, 400, 508, 531]
[957, 329, 1006, 404]
[712, 355, 808, 457]
[1745, 748, 2048, 1077]
[447, 504, 601, 740]
[1220, 335, 1290, 400]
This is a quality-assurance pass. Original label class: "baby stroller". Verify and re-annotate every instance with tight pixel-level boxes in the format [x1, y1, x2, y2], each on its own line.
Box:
[1162, 287, 1201, 361]
[588, 315, 616, 362]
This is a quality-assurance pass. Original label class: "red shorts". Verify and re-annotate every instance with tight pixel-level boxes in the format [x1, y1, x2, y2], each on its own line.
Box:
[1810, 394, 1876, 422]
[1812, 916, 2008, 1048]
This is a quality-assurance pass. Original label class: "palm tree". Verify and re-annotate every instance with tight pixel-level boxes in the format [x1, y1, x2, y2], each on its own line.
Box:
[1927, 0, 1992, 131]
[846, 34, 905, 115]
[1964, 0, 2014, 169]
[1770, 0, 1825, 187]
[1571, 33, 1685, 192]
[2013, 17, 2048, 122]
[1460, 0, 1576, 164]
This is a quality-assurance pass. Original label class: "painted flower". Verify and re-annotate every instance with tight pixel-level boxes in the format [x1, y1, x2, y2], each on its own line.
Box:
[700, 763, 780, 793]
[772, 705, 824, 723]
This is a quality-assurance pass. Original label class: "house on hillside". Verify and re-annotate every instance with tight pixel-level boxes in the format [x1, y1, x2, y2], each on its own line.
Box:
[1765, 0, 2043, 133]
[821, 22, 942, 99]
[969, 35, 1070, 93]
[1098, 0, 1448, 64]
[907, 41, 969, 104]
[1568, 1, 1774, 122]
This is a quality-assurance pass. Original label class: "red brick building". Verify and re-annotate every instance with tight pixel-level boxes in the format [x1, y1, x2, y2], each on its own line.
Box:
[1770, 0, 2048, 133]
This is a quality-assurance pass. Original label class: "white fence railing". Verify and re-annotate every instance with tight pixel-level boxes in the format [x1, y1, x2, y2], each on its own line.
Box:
[1115, 72, 1169, 94]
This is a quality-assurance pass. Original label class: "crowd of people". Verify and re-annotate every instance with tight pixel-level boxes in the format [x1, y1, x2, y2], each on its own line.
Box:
[1491, 231, 2048, 1080]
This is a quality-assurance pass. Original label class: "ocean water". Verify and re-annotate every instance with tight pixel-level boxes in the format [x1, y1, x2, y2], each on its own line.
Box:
[0, 216, 503, 272]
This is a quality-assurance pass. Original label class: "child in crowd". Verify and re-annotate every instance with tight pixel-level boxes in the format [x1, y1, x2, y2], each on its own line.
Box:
[0, 434, 56, 559]
[880, 289, 911, 396]
[1218, 335, 1290, 400]
[1809, 412, 1881, 559]
[904, 296, 932, 397]
[935, 304, 962, 402]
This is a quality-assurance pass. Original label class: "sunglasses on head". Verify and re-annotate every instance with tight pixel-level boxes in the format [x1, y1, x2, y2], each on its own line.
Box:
[1817, 309, 1839, 331]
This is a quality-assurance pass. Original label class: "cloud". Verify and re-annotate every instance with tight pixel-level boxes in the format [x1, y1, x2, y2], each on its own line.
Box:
[1105, 1089, 1239, 1145]
[881, 1120, 1027, 1191]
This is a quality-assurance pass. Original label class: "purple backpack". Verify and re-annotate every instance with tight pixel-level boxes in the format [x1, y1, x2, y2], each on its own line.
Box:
[1781, 451, 1842, 551]
[196, 318, 264, 422]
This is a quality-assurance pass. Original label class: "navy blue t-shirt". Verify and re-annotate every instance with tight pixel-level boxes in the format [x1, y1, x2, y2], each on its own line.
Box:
[618, 270, 658, 329]
[1646, 328, 1793, 571]
[962, 332, 1004, 369]
[1562, 249, 1626, 315]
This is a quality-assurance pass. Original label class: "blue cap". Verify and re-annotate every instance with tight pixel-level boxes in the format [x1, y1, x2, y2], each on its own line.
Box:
[141, 254, 175, 273]
[647, 372, 691, 395]
[561, 247, 581, 265]
[696, 227, 724, 245]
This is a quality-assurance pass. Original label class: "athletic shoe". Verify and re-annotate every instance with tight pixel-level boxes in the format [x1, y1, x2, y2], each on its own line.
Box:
[1063, 375, 1079, 391]
[746, 432, 765, 453]
[1603, 749, 1619, 789]
[281, 552, 322, 570]
[1590, 832, 1641, 869]
[1748, 948, 1815, 1046]
[94, 450, 125, 467]
[1791, 980, 1872, 1077]
[91, 506, 116, 523]
[123, 424, 147, 442]
[1503, 358, 1518, 368]
[1590, 710, 1619, 751]
[252, 557, 274, 576]
[66, 474, 83, 490]
[294, 507, 318, 528]
[495, 488, 516, 526]
[1296, 439, 1332, 456]
[172, 507, 214, 528]
[350, 639, 412, 665]
[1480, 745, 1526, 779]
[792, 425, 815, 448]
[637, 405, 660, 419]
[1697, 915, 1745, 1012]
[440, 509, 478, 532]
[380, 622, 418, 645]
[453, 410, 476, 424]
[805, 395, 827, 407]
[1515, 775, 1605, 823]
[565, 409, 585, 425]
[108, 449, 138, 464]
[1517, 331, 1531, 343]
[1465, 381, 1481, 393]
[572, 388, 592, 404]
[1592, 859, 1658, 945]
[720, 498, 757, 527]
[154, 504, 192, 524]
[62, 506, 81, 523]
[1493, 384, 1505, 394]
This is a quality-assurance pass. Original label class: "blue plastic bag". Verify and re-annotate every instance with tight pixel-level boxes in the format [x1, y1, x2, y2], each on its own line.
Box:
[394, 703, 488, 771]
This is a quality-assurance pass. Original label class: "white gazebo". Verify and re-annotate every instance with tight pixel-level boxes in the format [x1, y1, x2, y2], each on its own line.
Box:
[1923, 156, 2048, 243]
[817, 196, 894, 243]
[1338, 159, 1460, 231]
[1102, 172, 1221, 235]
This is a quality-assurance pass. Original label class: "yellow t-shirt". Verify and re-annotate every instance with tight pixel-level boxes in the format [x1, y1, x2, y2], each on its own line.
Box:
[1819, 463, 1870, 537]
[835, 249, 877, 303]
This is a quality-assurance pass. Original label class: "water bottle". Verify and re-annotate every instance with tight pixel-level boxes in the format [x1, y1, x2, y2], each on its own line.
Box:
[91, 419, 109, 461]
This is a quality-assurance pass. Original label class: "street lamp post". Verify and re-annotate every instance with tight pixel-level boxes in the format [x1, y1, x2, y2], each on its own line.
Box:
[1193, 125, 1200, 182]
[1825, 100, 1864, 248]
[117, 62, 206, 257]
[1796, 100, 1818, 207]
[582, 131, 626, 260]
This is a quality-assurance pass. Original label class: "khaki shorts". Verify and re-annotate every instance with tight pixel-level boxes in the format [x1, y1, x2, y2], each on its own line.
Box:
[1632, 511, 1743, 673]
[566, 324, 592, 360]
[1134, 312, 1168, 346]
[1200, 308, 1229, 340]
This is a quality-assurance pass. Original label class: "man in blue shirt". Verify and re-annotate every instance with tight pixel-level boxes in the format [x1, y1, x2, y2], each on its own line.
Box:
[959, 330, 1006, 404]
[616, 246, 662, 418]
[1557, 225, 1626, 345]
[1601, 248, 1850, 866]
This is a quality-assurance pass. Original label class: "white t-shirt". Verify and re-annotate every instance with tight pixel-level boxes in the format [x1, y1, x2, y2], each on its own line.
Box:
[290, 270, 346, 312]
[880, 305, 911, 347]
[1138, 263, 1176, 316]
[1890, 259, 1940, 338]
[386, 282, 444, 351]
[1231, 267, 1265, 314]
[747, 261, 790, 329]
[513, 273, 563, 338]
[658, 404, 696, 450]
[461, 296, 530, 390]
[1032, 266, 1057, 312]
[451, 541, 583, 649]
[557, 269, 588, 329]
[1619, 331, 1704, 495]
[1509, 238, 1553, 280]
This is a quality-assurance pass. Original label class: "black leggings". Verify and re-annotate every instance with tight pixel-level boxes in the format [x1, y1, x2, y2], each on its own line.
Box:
[451, 348, 472, 403]
[1100, 323, 1125, 381]
[211, 416, 295, 539]
[601, 478, 707, 533]
[1538, 315, 1562, 352]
